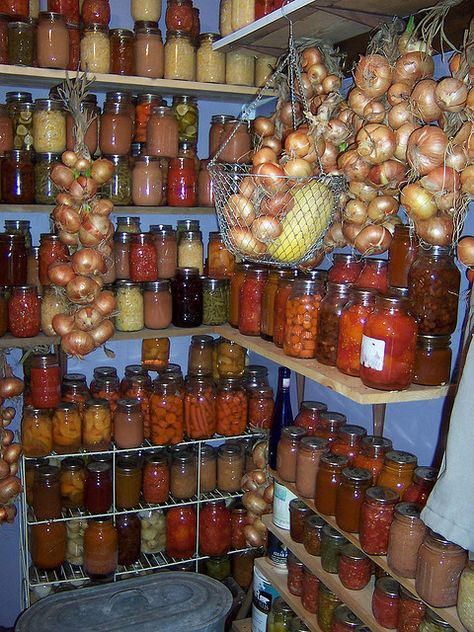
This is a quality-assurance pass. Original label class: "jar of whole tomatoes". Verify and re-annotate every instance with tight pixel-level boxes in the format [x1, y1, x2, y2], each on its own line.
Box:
[9, 286, 40, 337]
[372, 577, 400, 629]
[239, 267, 268, 336]
[81, 0, 110, 26]
[413, 334, 452, 386]
[314, 411, 347, 445]
[338, 543, 372, 590]
[30, 354, 61, 409]
[402, 466, 437, 507]
[171, 267, 202, 327]
[316, 282, 352, 366]
[184, 376, 216, 439]
[229, 263, 252, 328]
[66, 21, 80, 69]
[388, 224, 418, 288]
[377, 450, 417, 496]
[387, 502, 426, 578]
[216, 377, 247, 436]
[360, 296, 417, 391]
[335, 466, 372, 533]
[353, 436, 393, 484]
[52, 402, 81, 454]
[48, 0, 80, 24]
[331, 425, 367, 464]
[2, 150, 35, 203]
[199, 500, 232, 556]
[315, 453, 349, 516]
[283, 278, 324, 359]
[0, 233, 27, 287]
[168, 157, 197, 206]
[337, 289, 376, 377]
[356, 258, 389, 294]
[328, 254, 362, 283]
[166, 505, 196, 559]
[321, 524, 348, 574]
[296, 436, 329, 499]
[408, 245, 460, 335]
[207, 232, 235, 279]
[398, 586, 426, 632]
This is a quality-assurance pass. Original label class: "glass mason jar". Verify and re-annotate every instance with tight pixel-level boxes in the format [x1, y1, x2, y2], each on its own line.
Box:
[0, 233, 27, 286]
[132, 0, 161, 21]
[196, 444, 216, 493]
[419, 610, 454, 632]
[316, 282, 352, 366]
[360, 296, 417, 390]
[30, 353, 61, 409]
[214, 337, 246, 379]
[3, 219, 31, 249]
[62, 373, 90, 404]
[114, 232, 131, 280]
[66, 517, 86, 565]
[139, 508, 166, 554]
[248, 385, 274, 432]
[199, 500, 232, 556]
[129, 233, 157, 283]
[398, 586, 426, 632]
[203, 278, 229, 326]
[115, 455, 142, 509]
[33, 464, 61, 519]
[315, 452, 349, 516]
[110, 28, 134, 75]
[338, 543, 372, 591]
[33, 99, 66, 153]
[37, 11, 69, 69]
[311, 411, 346, 446]
[0, 15, 6, 65]
[59, 457, 85, 509]
[215, 376, 247, 436]
[303, 514, 326, 556]
[164, 30, 195, 80]
[388, 224, 418, 288]
[90, 375, 120, 414]
[184, 376, 215, 439]
[84, 461, 113, 514]
[207, 231, 235, 279]
[328, 254, 362, 284]
[134, 94, 163, 143]
[142, 340, 170, 374]
[255, 53, 277, 87]
[177, 230, 203, 271]
[123, 373, 152, 439]
[402, 466, 437, 507]
[80, 23, 110, 73]
[0, 104, 13, 156]
[34, 152, 60, 203]
[209, 114, 232, 158]
[143, 280, 172, 330]
[52, 402, 81, 454]
[134, 22, 164, 78]
[170, 447, 198, 499]
[353, 435, 393, 484]
[283, 278, 324, 359]
[286, 553, 304, 596]
[8, 286, 40, 337]
[121, 364, 151, 393]
[172, 95, 198, 145]
[116, 512, 141, 565]
[301, 566, 319, 614]
[335, 466, 372, 533]
[229, 504, 246, 549]
[408, 245, 460, 335]
[39, 233, 69, 286]
[171, 267, 203, 328]
[84, 518, 117, 578]
[331, 424, 367, 463]
[116, 215, 141, 234]
[7, 92, 34, 150]
[0, 0, 28, 18]
[359, 486, 399, 555]
[2, 150, 35, 203]
[229, 262, 252, 328]
[225, 50, 255, 86]
[378, 450, 417, 496]
[198, 159, 214, 206]
[48, 0, 80, 24]
[321, 524, 348, 573]
[267, 598, 296, 631]
[103, 156, 132, 205]
[386, 502, 426, 578]
[101, 103, 131, 151]
[413, 334, 452, 386]
[150, 226, 177, 279]
[218, 118, 252, 163]
[276, 426, 307, 483]
[336, 289, 376, 377]
[168, 157, 198, 206]
[356, 258, 389, 294]
[147, 105, 178, 158]
[82, 398, 111, 451]
[149, 376, 184, 444]
[166, 0, 192, 32]
[115, 281, 144, 332]
[114, 399, 143, 449]
[239, 268, 268, 336]
[231, 0, 254, 30]
[166, 505, 196, 559]
[288, 498, 312, 543]
[295, 436, 329, 499]
[219, 0, 232, 35]
[143, 451, 169, 504]
[66, 101, 98, 152]
[372, 577, 400, 630]
[457, 560, 474, 631]
[81, 0, 110, 26]
[294, 401, 328, 435]
[25, 457, 48, 505]
[217, 443, 244, 492]
[132, 155, 162, 206]
[197, 32, 225, 83]
[67, 21, 80, 70]
[30, 521, 66, 570]
[7, 20, 34, 65]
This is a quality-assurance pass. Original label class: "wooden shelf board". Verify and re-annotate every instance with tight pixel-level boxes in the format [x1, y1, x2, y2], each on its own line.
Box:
[232, 619, 252, 632]
[0, 64, 275, 100]
[254, 558, 322, 632]
[270, 474, 467, 632]
[215, 325, 450, 405]
[0, 204, 216, 216]
[213, 0, 435, 54]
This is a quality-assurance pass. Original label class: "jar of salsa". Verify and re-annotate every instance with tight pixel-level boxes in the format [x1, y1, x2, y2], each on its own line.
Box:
[388, 224, 418, 288]
[81, 0, 110, 26]
[318, 584, 342, 632]
[184, 376, 215, 439]
[315, 453, 349, 516]
[33, 464, 61, 519]
[331, 425, 367, 464]
[353, 436, 393, 484]
[314, 411, 347, 445]
[39, 233, 69, 286]
[115, 455, 142, 509]
[143, 452, 169, 504]
[287, 552, 304, 596]
[387, 502, 426, 578]
[168, 157, 197, 206]
[199, 500, 232, 556]
[408, 245, 460, 335]
[30, 354, 61, 409]
[207, 232, 235, 279]
[356, 259, 388, 294]
[283, 278, 324, 359]
[302, 566, 319, 613]
[303, 514, 326, 556]
[129, 233, 158, 283]
[2, 150, 35, 203]
[171, 267, 203, 328]
[166, 0, 192, 32]
[372, 577, 400, 629]
[338, 544, 372, 590]
[337, 290, 376, 376]
[335, 466, 372, 532]
[277, 426, 307, 483]
[413, 334, 452, 386]
[359, 486, 399, 555]
[30, 521, 66, 570]
[402, 466, 437, 507]
[360, 296, 417, 391]
[321, 524, 348, 573]
[377, 450, 417, 496]
[149, 376, 184, 445]
[152, 227, 177, 279]
[8, 286, 40, 337]
[59, 457, 84, 509]
[166, 505, 196, 559]
[52, 402, 81, 454]
[229, 263, 252, 328]
[0, 233, 27, 286]
[231, 506, 247, 549]
[296, 436, 329, 499]
[116, 513, 141, 565]
[331, 605, 362, 632]
[48, 0, 80, 24]
[84, 518, 117, 578]
[398, 587, 426, 632]
[316, 282, 352, 366]
[328, 254, 362, 283]
[110, 28, 134, 76]
[289, 499, 313, 543]
[84, 461, 112, 514]
[239, 268, 268, 336]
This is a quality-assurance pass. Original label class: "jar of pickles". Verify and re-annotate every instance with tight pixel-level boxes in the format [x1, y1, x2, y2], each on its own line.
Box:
[134, 23, 164, 78]
[267, 598, 295, 632]
[372, 577, 400, 629]
[387, 502, 426, 578]
[316, 282, 351, 366]
[59, 457, 85, 509]
[315, 452, 349, 516]
[320, 524, 348, 573]
[239, 268, 268, 336]
[335, 466, 372, 533]
[171, 267, 202, 328]
[34, 152, 61, 203]
[164, 30, 195, 81]
[81, 24, 110, 73]
[83, 398, 111, 451]
[288, 499, 312, 543]
[173, 95, 198, 145]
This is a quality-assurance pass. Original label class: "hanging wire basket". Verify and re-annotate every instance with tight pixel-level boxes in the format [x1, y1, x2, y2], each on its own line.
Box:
[209, 26, 346, 267]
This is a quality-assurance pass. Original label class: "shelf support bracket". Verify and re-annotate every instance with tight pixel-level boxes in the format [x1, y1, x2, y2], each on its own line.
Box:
[372, 403, 386, 437]
[296, 374, 305, 408]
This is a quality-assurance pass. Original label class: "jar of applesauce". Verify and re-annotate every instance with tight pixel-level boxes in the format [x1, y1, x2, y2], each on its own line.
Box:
[37, 11, 69, 69]
[134, 22, 164, 78]
[132, 155, 162, 206]
[147, 105, 178, 158]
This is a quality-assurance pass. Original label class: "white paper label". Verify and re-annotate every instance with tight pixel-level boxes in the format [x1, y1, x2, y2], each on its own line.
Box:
[360, 335, 385, 372]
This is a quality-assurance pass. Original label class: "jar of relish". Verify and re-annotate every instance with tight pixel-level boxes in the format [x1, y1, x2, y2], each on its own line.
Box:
[239, 267, 268, 336]
[302, 566, 319, 613]
[8, 286, 40, 337]
[335, 466, 372, 533]
[229, 263, 252, 328]
[315, 453, 350, 516]
[294, 401, 328, 434]
[352, 436, 393, 484]
[359, 486, 399, 555]
[328, 254, 362, 283]
[337, 290, 376, 377]
[316, 282, 352, 366]
[377, 450, 417, 496]
[283, 278, 324, 359]
[321, 524, 348, 573]
[303, 514, 326, 556]
[402, 466, 437, 507]
[331, 425, 367, 464]
[171, 267, 202, 328]
[338, 544, 372, 590]
[318, 584, 342, 632]
[166, 505, 196, 559]
[289, 499, 313, 543]
[199, 500, 232, 556]
[372, 577, 400, 629]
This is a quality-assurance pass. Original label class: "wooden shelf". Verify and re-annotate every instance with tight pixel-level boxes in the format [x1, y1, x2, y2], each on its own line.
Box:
[254, 558, 322, 632]
[0, 204, 216, 216]
[213, 0, 435, 54]
[0, 64, 274, 100]
[232, 619, 252, 632]
[270, 474, 467, 632]
[215, 325, 450, 405]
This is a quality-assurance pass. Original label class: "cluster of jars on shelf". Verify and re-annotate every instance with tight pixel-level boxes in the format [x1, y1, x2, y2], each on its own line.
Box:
[232, 230, 460, 390]
[273, 399, 471, 628]
[0, 0, 275, 87]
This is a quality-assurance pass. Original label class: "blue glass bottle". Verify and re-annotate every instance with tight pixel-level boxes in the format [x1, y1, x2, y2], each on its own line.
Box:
[269, 367, 293, 470]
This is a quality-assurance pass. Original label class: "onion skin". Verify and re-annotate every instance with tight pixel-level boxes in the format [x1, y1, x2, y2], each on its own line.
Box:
[53, 204, 81, 233]
[60, 329, 95, 357]
[74, 306, 104, 332]
[393, 52, 435, 87]
[244, 525, 264, 548]
[90, 158, 114, 185]
[415, 215, 453, 246]
[93, 290, 116, 317]
[253, 116, 275, 138]
[356, 124, 396, 164]
[354, 224, 392, 255]
[343, 199, 368, 225]
[323, 222, 346, 249]
[354, 54, 392, 98]
[0, 460, 10, 480]
[47, 262, 75, 287]
[0, 476, 21, 504]
[52, 313, 75, 337]
[66, 276, 101, 305]
[2, 444, 22, 464]
[89, 319, 114, 347]
[0, 377, 24, 399]
[420, 167, 460, 194]
[401, 183, 437, 220]
[50, 164, 75, 189]
[90, 198, 114, 216]
[71, 248, 106, 276]
[410, 79, 442, 123]
[461, 165, 474, 196]
[367, 196, 399, 222]
[406, 126, 448, 176]
[458, 237, 474, 267]
[229, 227, 266, 257]
[435, 78, 468, 113]
[1, 429, 13, 446]
[251, 215, 283, 242]
[242, 491, 268, 515]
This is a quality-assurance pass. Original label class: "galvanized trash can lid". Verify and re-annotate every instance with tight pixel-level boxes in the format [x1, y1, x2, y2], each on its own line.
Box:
[16, 572, 233, 632]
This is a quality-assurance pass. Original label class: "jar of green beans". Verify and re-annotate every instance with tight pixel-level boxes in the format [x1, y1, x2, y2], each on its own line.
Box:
[202, 277, 229, 325]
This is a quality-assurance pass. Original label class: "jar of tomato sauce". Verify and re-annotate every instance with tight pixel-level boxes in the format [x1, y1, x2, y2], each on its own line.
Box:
[30, 354, 61, 409]
[315, 452, 349, 515]
[8, 286, 40, 337]
[356, 258, 388, 294]
[331, 424, 367, 464]
[294, 401, 328, 434]
[377, 450, 417, 496]
[2, 150, 35, 203]
[273, 273, 297, 347]
[402, 466, 437, 507]
[388, 224, 418, 288]
[413, 334, 452, 386]
[314, 411, 346, 444]
[199, 500, 232, 556]
[338, 543, 372, 591]
[359, 486, 400, 555]
[316, 282, 352, 366]
[335, 466, 372, 533]
[283, 278, 324, 359]
[328, 254, 362, 283]
[239, 267, 268, 336]
[372, 577, 400, 629]
[33, 464, 61, 519]
[337, 289, 376, 376]
[352, 436, 393, 484]
[360, 295, 417, 391]
[387, 502, 426, 578]
[166, 505, 196, 559]
[229, 262, 252, 328]
[167, 157, 197, 206]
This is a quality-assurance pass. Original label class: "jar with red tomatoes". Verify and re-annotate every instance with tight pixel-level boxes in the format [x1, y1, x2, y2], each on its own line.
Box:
[372, 577, 400, 629]
[143, 451, 169, 504]
[359, 486, 399, 555]
[316, 282, 352, 366]
[335, 466, 372, 533]
[229, 263, 252, 328]
[360, 295, 417, 391]
[402, 466, 437, 507]
[166, 0, 193, 32]
[398, 586, 426, 632]
[287, 552, 304, 596]
[167, 157, 197, 206]
[239, 267, 268, 336]
[314, 411, 346, 444]
[352, 435, 393, 484]
[255, 0, 273, 19]
[0, 0, 28, 18]
[328, 254, 362, 284]
[166, 505, 196, 559]
[48, 0, 80, 24]
[294, 400, 328, 434]
[129, 233, 158, 282]
[81, 0, 110, 26]
[337, 289, 376, 377]
[338, 543, 372, 591]
[199, 500, 231, 556]
[9, 286, 40, 338]
[331, 424, 367, 464]
[356, 258, 388, 294]
[30, 354, 61, 409]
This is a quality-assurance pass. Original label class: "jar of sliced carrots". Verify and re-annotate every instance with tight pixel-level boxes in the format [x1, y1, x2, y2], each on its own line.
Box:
[184, 376, 216, 439]
[273, 274, 297, 348]
[149, 376, 184, 445]
[216, 377, 247, 436]
[123, 374, 152, 440]
[283, 278, 325, 359]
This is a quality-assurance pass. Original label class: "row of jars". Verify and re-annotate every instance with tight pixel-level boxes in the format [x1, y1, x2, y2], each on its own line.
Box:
[26, 443, 248, 518]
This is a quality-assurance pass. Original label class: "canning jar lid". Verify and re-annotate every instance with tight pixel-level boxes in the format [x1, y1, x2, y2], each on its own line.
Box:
[361, 435, 392, 454]
[218, 443, 241, 457]
[6, 91, 32, 102]
[304, 514, 326, 530]
[426, 528, 464, 549]
[322, 524, 347, 542]
[319, 452, 349, 468]
[424, 610, 454, 629]
[341, 543, 368, 562]
[199, 32, 220, 43]
[385, 450, 417, 466]
[171, 448, 195, 463]
[61, 457, 84, 471]
[271, 597, 293, 616]
[85, 398, 110, 409]
[299, 269, 327, 281]
[299, 437, 329, 452]
[301, 400, 328, 413]
[217, 377, 243, 390]
[36, 464, 59, 480]
[282, 426, 307, 441]
[110, 28, 134, 37]
[202, 277, 228, 290]
[417, 334, 451, 347]
[115, 280, 142, 289]
[190, 334, 213, 346]
[63, 373, 87, 384]
[55, 401, 80, 413]
[394, 502, 421, 520]
[375, 576, 400, 598]
[320, 411, 347, 425]
[413, 466, 438, 484]
[117, 398, 141, 412]
[175, 266, 200, 277]
[341, 467, 372, 483]
[244, 365, 268, 378]
[289, 499, 311, 513]
[86, 461, 111, 474]
[337, 424, 367, 440]
[287, 551, 303, 567]
[194, 444, 215, 459]
[93, 366, 118, 378]
[332, 605, 362, 628]
[332, 253, 359, 264]
[365, 486, 399, 504]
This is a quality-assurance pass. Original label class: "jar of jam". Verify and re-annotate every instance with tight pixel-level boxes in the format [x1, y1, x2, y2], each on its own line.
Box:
[315, 453, 349, 515]
[7, 20, 34, 65]
[402, 466, 437, 507]
[147, 105, 178, 158]
[359, 486, 399, 555]
[115, 455, 142, 509]
[84, 518, 117, 578]
[134, 23, 164, 78]
[360, 296, 417, 391]
[398, 586, 426, 632]
[413, 334, 452, 386]
[114, 399, 143, 449]
[295, 436, 329, 499]
[321, 524, 348, 573]
[149, 376, 184, 445]
[388, 224, 418, 287]
[166, 505, 196, 559]
[410, 245, 461, 334]
[217, 443, 244, 493]
[151, 227, 177, 279]
[84, 461, 112, 514]
[338, 543, 371, 591]
[39, 233, 69, 287]
[59, 457, 84, 509]
[82, 398, 111, 449]
[171, 267, 203, 328]
[302, 566, 319, 613]
[331, 425, 367, 464]
[116, 513, 141, 566]
[276, 426, 307, 483]
[377, 450, 417, 496]
[8, 286, 40, 337]
[356, 259, 388, 294]
[283, 278, 324, 359]
[0, 233, 27, 286]
[167, 157, 197, 206]
[335, 466, 372, 533]
[30, 354, 61, 409]
[37, 11, 69, 69]
[289, 499, 313, 543]
[337, 290, 376, 377]
[110, 28, 134, 76]
[170, 447, 197, 499]
[316, 282, 352, 366]
[419, 610, 454, 632]
[30, 521, 66, 570]
[217, 119, 252, 163]
[387, 502, 426, 577]
[230, 505, 247, 549]
[52, 402, 82, 454]
[318, 585, 342, 632]
[199, 500, 232, 556]
[352, 436, 393, 484]
[328, 254, 362, 284]
[372, 577, 400, 629]
[303, 514, 326, 556]
[2, 150, 35, 203]
[33, 464, 61, 519]
[239, 268, 268, 336]
[81, 0, 110, 26]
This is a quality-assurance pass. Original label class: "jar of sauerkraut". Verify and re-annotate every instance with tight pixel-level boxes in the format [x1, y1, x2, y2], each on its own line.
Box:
[32, 99, 66, 153]
[256, 54, 277, 87]
[231, 0, 254, 31]
[81, 23, 110, 74]
[164, 30, 195, 81]
[131, 0, 161, 22]
[115, 281, 144, 331]
[219, 0, 232, 36]
[197, 33, 225, 83]
[225, 50, 255, 86]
